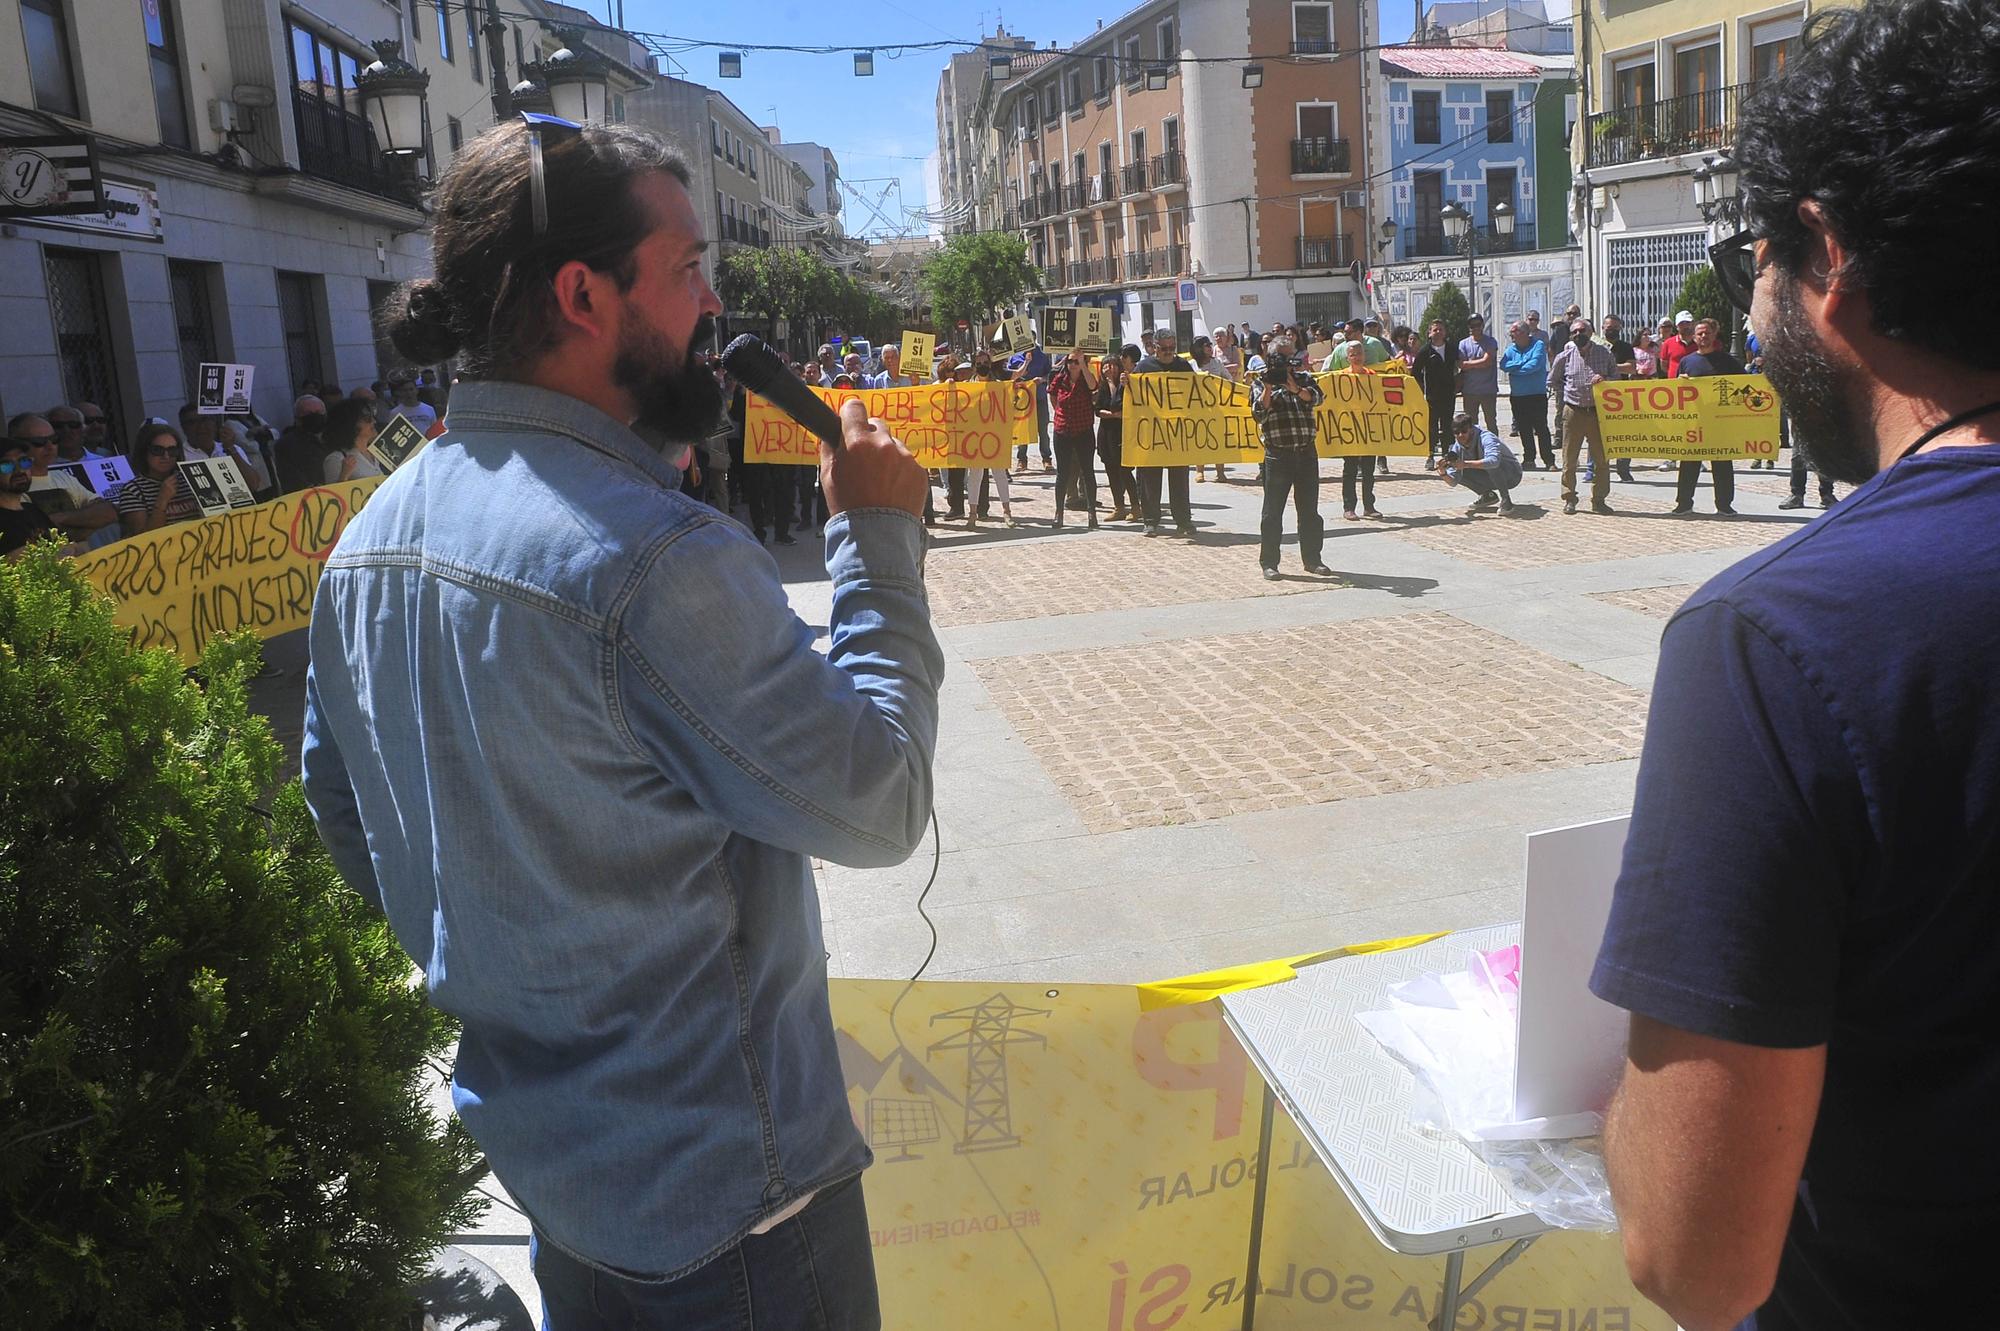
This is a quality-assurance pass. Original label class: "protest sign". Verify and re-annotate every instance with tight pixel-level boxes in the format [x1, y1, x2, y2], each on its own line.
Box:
[1120, 373, 1263, 467]
[368, 413, 429, 472]
[1041, 307, 1080, 353]
[900, 330, 937, 381]
[196, 362, 254, 415]
[998, 313, 1035, 353]
[1308, 370, 1432, 458]
[1006, 380, 1039, 447]
[73, 476, 383, 664]
[176, 456, 258, 516]
[52, 455, 134, 496]
[745, 381, 1029, 469]
[831, 971, 1667, 1330]
[1076, 307, 1113, 354]
[1594, 374, 1783, 461]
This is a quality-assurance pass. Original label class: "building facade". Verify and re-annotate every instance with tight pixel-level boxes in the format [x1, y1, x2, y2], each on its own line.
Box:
[959, 0, 1376, 348]
[1573, 0, 1817, 329]
[0, 0, 644, 437]
[621, 75, 817, 297]
[1369, 43, 1579, 330]
[935, 29, 1034, 235]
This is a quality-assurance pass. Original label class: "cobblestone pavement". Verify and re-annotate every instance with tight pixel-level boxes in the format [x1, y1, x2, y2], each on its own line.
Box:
[969, 612, 1651, 832]
[1388, 494, 1808, 569]
[1589, 584, 1699, 620]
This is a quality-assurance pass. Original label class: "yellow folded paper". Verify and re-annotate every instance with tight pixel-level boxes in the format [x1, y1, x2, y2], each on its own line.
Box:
[1134, 931, 1450, 1011]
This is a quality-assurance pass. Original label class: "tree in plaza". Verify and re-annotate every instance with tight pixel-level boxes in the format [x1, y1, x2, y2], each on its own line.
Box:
[1672, 265, 1729, 330]
[0, 546, 485, 1329]
[920, 231, 1041, 332]
[1420, 280, 1473, 342]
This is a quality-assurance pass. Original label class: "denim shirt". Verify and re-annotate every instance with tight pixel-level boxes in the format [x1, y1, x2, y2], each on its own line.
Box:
[300, 381, 944, 1278]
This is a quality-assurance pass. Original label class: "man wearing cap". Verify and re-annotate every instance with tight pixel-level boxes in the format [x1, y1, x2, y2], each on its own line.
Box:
[1549, 318, 1618, 514]
[1661, 311, 1698, 381]
[1457, 314, 1501, 437]
[1133, 324, 1195, 539]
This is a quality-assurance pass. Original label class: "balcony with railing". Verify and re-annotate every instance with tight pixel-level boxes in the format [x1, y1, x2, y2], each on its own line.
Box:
[1065, 260, 1092, 287]
[1092, 171, 1117, 205]
[1123, 249, 1151, 279]
[1039, 263, 1064, 289]
[1290, 137, 1351, 176]
[292, 89, 413, 199]
[1406, 223, 1449, 258]
[1165, 242, 1186, 275]
[1120, 161, 1147, 195]
[1039, 186, 1064, 218]
[1291, 36, 1336, 55]
[1294, 235, 1353, 268]
[1020, 192, 1044, 223]
[1150, 150, 1186, 190]
[1062, 181, 1090, 212]
[1586, 81, 1748, 169]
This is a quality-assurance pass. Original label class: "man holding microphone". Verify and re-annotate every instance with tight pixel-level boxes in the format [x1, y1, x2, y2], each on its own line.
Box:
[303, 118, 941, 1330]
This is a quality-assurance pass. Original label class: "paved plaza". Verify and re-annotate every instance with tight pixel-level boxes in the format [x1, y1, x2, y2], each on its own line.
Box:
[772, 459, 1820, 986]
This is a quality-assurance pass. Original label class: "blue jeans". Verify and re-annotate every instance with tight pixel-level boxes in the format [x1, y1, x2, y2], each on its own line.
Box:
[532, 1175, 881, 1331]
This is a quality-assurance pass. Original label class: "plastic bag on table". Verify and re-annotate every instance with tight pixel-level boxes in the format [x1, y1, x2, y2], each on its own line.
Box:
[1356, 945, 1616, 1231]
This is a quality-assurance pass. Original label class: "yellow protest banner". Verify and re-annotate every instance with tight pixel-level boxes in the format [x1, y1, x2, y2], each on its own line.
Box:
[1594, 374, 1784, 461]
[901, 330, 936, 381]
[1121, 372, 1264, 467]
[1006, 380, 1040, 448]
[832, 973, 1668, 1329]
[72, 476, 385, 666]
[745, 381, 1030, 469]
[1310, 370, 1433, 458]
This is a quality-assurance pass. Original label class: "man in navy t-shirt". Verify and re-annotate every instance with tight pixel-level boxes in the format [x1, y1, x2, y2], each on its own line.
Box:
[1590, 3, 2000, 1328]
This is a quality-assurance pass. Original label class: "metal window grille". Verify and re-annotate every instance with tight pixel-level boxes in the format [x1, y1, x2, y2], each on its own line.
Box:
[276, 271, 325, 398]
[168, 260, 217, 400]
[1294, 291, 1351, 328]
[1606, 231, 1708, 328]
[43, 248, 126, 444]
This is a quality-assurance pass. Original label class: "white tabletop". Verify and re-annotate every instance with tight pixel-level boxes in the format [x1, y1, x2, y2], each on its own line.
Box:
[1219, 922, 1550, 1256]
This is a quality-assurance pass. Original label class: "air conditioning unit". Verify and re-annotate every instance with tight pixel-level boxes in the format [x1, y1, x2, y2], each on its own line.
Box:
[1340, 189, 1366, 209]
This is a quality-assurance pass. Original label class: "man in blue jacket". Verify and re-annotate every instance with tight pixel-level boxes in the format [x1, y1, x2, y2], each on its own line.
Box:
[302, 119, 942, 1329]
[1499, 320, 1553, 469]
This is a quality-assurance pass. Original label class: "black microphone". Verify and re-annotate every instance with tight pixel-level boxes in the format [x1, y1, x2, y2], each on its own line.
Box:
[722, 334, 846, 450]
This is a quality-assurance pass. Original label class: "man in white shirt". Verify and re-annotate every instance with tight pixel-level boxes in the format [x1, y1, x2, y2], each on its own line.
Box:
[389, 378, 439, 431]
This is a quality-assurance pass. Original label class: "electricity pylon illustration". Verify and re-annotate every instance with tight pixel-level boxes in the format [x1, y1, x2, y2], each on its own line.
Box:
[927, 995, 1049, 1154]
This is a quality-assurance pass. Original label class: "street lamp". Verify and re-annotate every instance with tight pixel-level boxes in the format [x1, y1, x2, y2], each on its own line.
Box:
[1241, 64, 1263, 89]
[356, 39, 431, 163]
[1377, 217, 1398, 256]
[540, 29, 611, 122]
[1693, 152, 1743, 228]
[508, 78, 553, 115]
[1440, 200, 1513, 318]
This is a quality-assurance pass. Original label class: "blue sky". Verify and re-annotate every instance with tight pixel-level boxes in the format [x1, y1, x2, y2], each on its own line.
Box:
[617, 0, 1558, 237]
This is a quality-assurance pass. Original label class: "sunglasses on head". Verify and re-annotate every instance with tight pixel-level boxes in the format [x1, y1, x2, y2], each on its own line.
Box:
[521, 111, 584, 240]
[1709, 229, 1758, 315]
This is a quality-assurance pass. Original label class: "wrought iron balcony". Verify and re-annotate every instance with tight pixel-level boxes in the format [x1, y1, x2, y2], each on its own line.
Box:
[1586, 81, 1748, 169]
[1295, 236, 1350, 268]
[1121, 161, 1147, 194]
[292, 89, 415, 201]
[1290, 137, 1351, 175]
[1150, 150, 1185, 189]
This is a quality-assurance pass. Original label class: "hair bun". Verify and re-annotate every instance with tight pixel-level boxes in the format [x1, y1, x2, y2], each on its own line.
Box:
[385, 278, 462, 365]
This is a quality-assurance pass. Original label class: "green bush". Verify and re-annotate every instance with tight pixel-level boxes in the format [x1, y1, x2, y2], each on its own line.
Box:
[1419, 280, 1473, 342]
[0, 543, 484, 1330]
[1671, 266, 1728, 331]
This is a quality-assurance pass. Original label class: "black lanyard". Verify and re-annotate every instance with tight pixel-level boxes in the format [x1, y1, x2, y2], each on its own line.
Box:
[1892, 399, 2000, 466]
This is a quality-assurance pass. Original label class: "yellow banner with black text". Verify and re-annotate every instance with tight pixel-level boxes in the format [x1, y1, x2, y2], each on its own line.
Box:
[1121, 372, 1433, 467]
[72, 477, 385, 666]
[1593, 375, 1784, 461]
[831, 974, 1667, 1329]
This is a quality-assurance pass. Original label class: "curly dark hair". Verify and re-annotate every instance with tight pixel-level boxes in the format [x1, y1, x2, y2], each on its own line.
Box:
[1736, 0, 2000, 366]
[380, 119, 691, 379]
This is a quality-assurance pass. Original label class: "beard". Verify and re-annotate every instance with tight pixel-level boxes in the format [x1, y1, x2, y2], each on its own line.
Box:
[614, 307, 723, 445]
[1759, 269, 1877, 483]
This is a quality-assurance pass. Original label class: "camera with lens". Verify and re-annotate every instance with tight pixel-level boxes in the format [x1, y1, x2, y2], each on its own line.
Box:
[1263, 352, 1293, 386]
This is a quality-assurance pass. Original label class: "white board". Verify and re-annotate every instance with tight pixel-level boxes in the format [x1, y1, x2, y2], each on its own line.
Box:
[1512, 815, 1631, 1123]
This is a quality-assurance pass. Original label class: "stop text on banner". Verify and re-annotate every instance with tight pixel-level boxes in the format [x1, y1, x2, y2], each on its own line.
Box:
[1594, 374, 1784, 461]
[72, 476, 385, 665]
[744, 381, 1032, 469]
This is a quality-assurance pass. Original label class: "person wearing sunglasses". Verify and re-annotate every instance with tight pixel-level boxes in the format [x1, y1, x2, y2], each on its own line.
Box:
[114, 420, 202, 534]
[0, 435, 81, 560]
[1591, 4, 2000, 1330]
[7, 412, 118, 540]
[302, 116, 937, 1331]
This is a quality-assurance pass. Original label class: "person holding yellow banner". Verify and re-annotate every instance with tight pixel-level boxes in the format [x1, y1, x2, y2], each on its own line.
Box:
[1331, 343, 1385, 521]
[1669, 319, 1742, 515]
